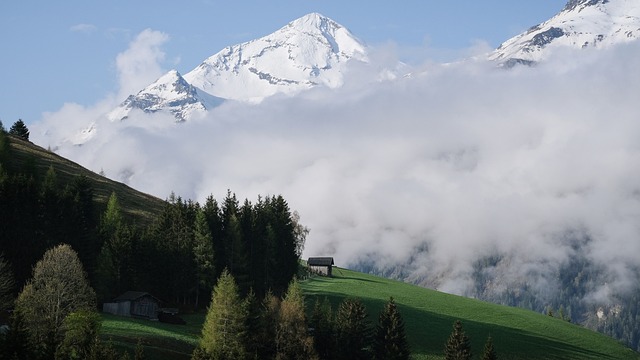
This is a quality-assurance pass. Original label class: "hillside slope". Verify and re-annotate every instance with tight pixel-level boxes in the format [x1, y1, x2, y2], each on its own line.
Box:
[301, 268, 640, 360]
[6, 135, 165, 225]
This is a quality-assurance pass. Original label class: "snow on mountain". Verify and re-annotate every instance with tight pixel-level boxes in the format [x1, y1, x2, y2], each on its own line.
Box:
[108, 70, 224, 122]
[490, 0, 640, 65]
[183, 12, 368, 102]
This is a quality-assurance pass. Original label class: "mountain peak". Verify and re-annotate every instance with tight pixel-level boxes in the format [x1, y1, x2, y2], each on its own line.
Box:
[289, 12, 339, 32]
[108, 69, 223, 122]
[563, 0, 609, 11]
[490, 0, 640, 64]
[183, 12, 367, 102]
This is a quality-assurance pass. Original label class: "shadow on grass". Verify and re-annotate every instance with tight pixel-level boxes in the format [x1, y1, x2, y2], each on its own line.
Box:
[304, 285, 632, 360]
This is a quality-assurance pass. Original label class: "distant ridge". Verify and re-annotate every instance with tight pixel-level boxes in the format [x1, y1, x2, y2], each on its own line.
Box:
[490, 0, 640, 65]
[108, 13, 367, 123]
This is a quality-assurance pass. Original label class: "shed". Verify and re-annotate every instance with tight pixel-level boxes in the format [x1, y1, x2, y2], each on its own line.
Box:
[102, 291, 161, 320]
[308, 257, 335, 277]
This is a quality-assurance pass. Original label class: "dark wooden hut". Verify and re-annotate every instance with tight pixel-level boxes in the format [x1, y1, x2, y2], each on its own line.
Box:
[308, 257, 335, 277]
[102, 291, 161, 320]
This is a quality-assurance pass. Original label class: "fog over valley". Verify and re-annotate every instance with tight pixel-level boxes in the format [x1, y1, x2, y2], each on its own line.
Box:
[26, 17, 640, 351]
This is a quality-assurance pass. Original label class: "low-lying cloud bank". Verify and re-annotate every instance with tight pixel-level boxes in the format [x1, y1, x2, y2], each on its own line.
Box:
[32, 37, 640, 305]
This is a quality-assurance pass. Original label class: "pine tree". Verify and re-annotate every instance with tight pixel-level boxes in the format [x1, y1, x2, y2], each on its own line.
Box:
[444, 320, 472, 360]
[0, 311, 34, 360]
[275, 278, 318, 360]
[199, 269, 247, 359]
[193, 209, 215, 309]
[310, 297, 335, 360]
[373, 297, 410, 360]
[481, 336, 497, 360]
[8, 119, 29, 141]
[335, 298, 372, 360]
[0, 253, 15, 310]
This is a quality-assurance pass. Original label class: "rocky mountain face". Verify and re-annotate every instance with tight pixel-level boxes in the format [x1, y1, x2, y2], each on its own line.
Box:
[109, 13, 367, 122]
[108, 70, 224, 122]
[184, 12, 367, 102]
[490, 0, 640, 65]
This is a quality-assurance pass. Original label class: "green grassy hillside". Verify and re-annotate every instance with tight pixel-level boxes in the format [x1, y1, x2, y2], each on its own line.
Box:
[102, 267, 639, 360]
[6, 135, 165, 225]
[302, 267, 640, 360]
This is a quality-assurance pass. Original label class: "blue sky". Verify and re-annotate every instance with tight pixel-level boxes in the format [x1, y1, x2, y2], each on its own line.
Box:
[1, 0, 565, 126]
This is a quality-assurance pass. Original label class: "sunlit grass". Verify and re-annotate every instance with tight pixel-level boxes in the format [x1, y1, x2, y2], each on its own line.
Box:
[100, 313, 204, 360]
[301, 267, 639, 360]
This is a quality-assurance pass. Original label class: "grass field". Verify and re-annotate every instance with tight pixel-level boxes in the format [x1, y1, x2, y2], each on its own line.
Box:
[101, 313, 204, 359]
[301, 267, 640, 360]
[101, 267, 639, 360]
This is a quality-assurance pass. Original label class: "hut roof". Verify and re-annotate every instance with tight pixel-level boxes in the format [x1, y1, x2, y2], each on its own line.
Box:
[113, 291, 159, 302]
[308, 257, 334, 266]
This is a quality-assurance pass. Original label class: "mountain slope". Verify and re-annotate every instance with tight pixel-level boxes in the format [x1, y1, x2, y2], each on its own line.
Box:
[6, 135, 165, 225]
[183, 12, 367, 102]
[302, 267, 640, 360]
[490, 0, 640, 64]
[108, 70, 224, 122]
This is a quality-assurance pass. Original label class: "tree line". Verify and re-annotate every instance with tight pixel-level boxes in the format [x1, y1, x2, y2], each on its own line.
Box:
[0, 123, 306, 306]
[192, 270, 498, 360]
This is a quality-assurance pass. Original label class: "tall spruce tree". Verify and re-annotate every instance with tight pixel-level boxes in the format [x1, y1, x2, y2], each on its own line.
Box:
[444, 320, 472, 360]
[335, 298, 372, 360]
[198, 269, 247, 360]
[373, 297, 410, 360]
[0, 253, 15, 310]
[193, 209, 215, 309]
[9, 119, 29, 141]
[310, 297, 335, 360]
[481, 336, 497, 360]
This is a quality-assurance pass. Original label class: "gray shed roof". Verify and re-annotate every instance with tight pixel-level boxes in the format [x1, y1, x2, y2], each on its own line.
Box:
[113, 291, 160, 302]
[308, 257, 334, 266]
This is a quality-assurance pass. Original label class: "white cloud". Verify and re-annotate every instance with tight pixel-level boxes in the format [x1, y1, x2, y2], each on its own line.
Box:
[69, 23, 97, 34]
[115, 29, 169, 101]
[32, 37, 640, 304]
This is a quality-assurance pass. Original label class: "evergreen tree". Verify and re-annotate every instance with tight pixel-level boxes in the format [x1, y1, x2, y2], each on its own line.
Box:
[0, 128, 10, 170]
[335, 298, 372, 360]
[0, 311, 34, 360]
[193, 209, 215, 309]
[481, 336, 497, 360]
[15, 244, 97, 357]
[0, 254, 15, 310]
[243, 289, 262, 359]
[373, 297, 410, 360]
[310, 297, 335, 360]
[275, 278, 318, 360]
[444, 320, 472, 360]
[199, 269, 247, 359]
[9, 119, 29, 141]
[203, 195, 225, 278]
[0, 119, 5, 133]
[256, 291, 280, 359]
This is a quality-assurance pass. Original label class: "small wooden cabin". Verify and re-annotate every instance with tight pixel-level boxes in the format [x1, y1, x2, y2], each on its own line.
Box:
[102, 291, 161, 320]
[308, 257, 335, 277]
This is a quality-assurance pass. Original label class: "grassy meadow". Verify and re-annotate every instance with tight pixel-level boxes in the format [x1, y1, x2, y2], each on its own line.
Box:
[301, 267, 639, 360]
[100, 266, 639, 360]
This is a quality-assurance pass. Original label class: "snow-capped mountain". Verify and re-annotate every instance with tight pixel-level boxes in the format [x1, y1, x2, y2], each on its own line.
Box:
[490, 0, 640, 65]
[183, 12, 368, 102]
[108, 13, 367, 122]
[108, 70, 224, 122]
